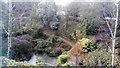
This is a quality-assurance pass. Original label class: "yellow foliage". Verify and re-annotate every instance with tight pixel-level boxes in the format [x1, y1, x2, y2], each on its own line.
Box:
[80, 38, 92, 48]
[68, 38, 96, 56]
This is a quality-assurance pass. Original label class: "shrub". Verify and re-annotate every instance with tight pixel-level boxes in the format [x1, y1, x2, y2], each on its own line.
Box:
[80, 38, 97, 53]
[35, 39, 51, 53]
[50, 22, 60, 30]
[12, 29, 28, 37]
[68, 38, 97, 56]
[10, 37, 33, 61]
[0, 57, 32, 66]
[78, 49, 118, 66]
[7, 60, 32, 66]
[23, 25, 45, 39]
[85, 23, 98, 35]
[24, 28, 35, 37]
[45, 47, 64, 57]
[35, 39, 58, 57]
[33, 27, 44, 39]
[66, 25, 77, 39]
[47, 35, 58, 43]
[60, 43, 72, 51]
[57, 53, 70, 66]
[17, 34, 33, 42]
[79, 17, 100, 37]
[35, 39, 51, 47]
[58, 23, 77, 40]
[35, 35, 58, 57]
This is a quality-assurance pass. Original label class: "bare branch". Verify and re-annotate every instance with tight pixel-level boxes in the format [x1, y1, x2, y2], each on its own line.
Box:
[2, 25, 9, 35]
[108, 45, 112, 53]
[105, 20, 114, 38]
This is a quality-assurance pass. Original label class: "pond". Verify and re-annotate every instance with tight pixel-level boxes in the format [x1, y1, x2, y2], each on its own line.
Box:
[28, 54, 57, 66]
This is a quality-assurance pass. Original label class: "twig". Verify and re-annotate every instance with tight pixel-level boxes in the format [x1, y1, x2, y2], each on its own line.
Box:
[2, 25, 9, 35]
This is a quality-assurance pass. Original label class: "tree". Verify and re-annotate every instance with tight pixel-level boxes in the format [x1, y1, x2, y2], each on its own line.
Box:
[66, 2, 80, 18]
[37, 0, 58, 29]
[104, 1, 119, 66]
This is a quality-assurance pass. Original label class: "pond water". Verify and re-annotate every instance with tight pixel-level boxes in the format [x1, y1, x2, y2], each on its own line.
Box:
[28, 54, 57, 66]
[28, 55, 37, 65]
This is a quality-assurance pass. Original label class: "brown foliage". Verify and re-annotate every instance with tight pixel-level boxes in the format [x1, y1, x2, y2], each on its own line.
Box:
[68, 41, 83, 56]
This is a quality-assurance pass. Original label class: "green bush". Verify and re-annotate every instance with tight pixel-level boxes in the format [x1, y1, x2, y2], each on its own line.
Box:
[57, 53, 70, 66]
[25, 28, 35, 36]
[35, 35, 58, 57]
[85, 23, 98, 35]
[47, 35, 58, 43]
[35, 39, 58, 57]
[58, 23, 77, 40]
[33, 27, 44, 39]
[79, 17, 99, 37]
[24, 26, 45, 39]
[35, 39, 51, 53]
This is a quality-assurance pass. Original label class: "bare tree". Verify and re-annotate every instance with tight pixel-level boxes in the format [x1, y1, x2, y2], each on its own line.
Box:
[6, 0, 12, 58]
[105, 1, 119, 66]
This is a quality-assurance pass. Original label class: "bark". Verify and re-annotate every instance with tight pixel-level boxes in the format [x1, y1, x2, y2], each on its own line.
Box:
[7, 0, 12, 58]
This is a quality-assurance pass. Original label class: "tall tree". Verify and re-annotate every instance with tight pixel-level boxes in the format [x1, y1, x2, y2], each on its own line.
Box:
[37, 0, 58, 29]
